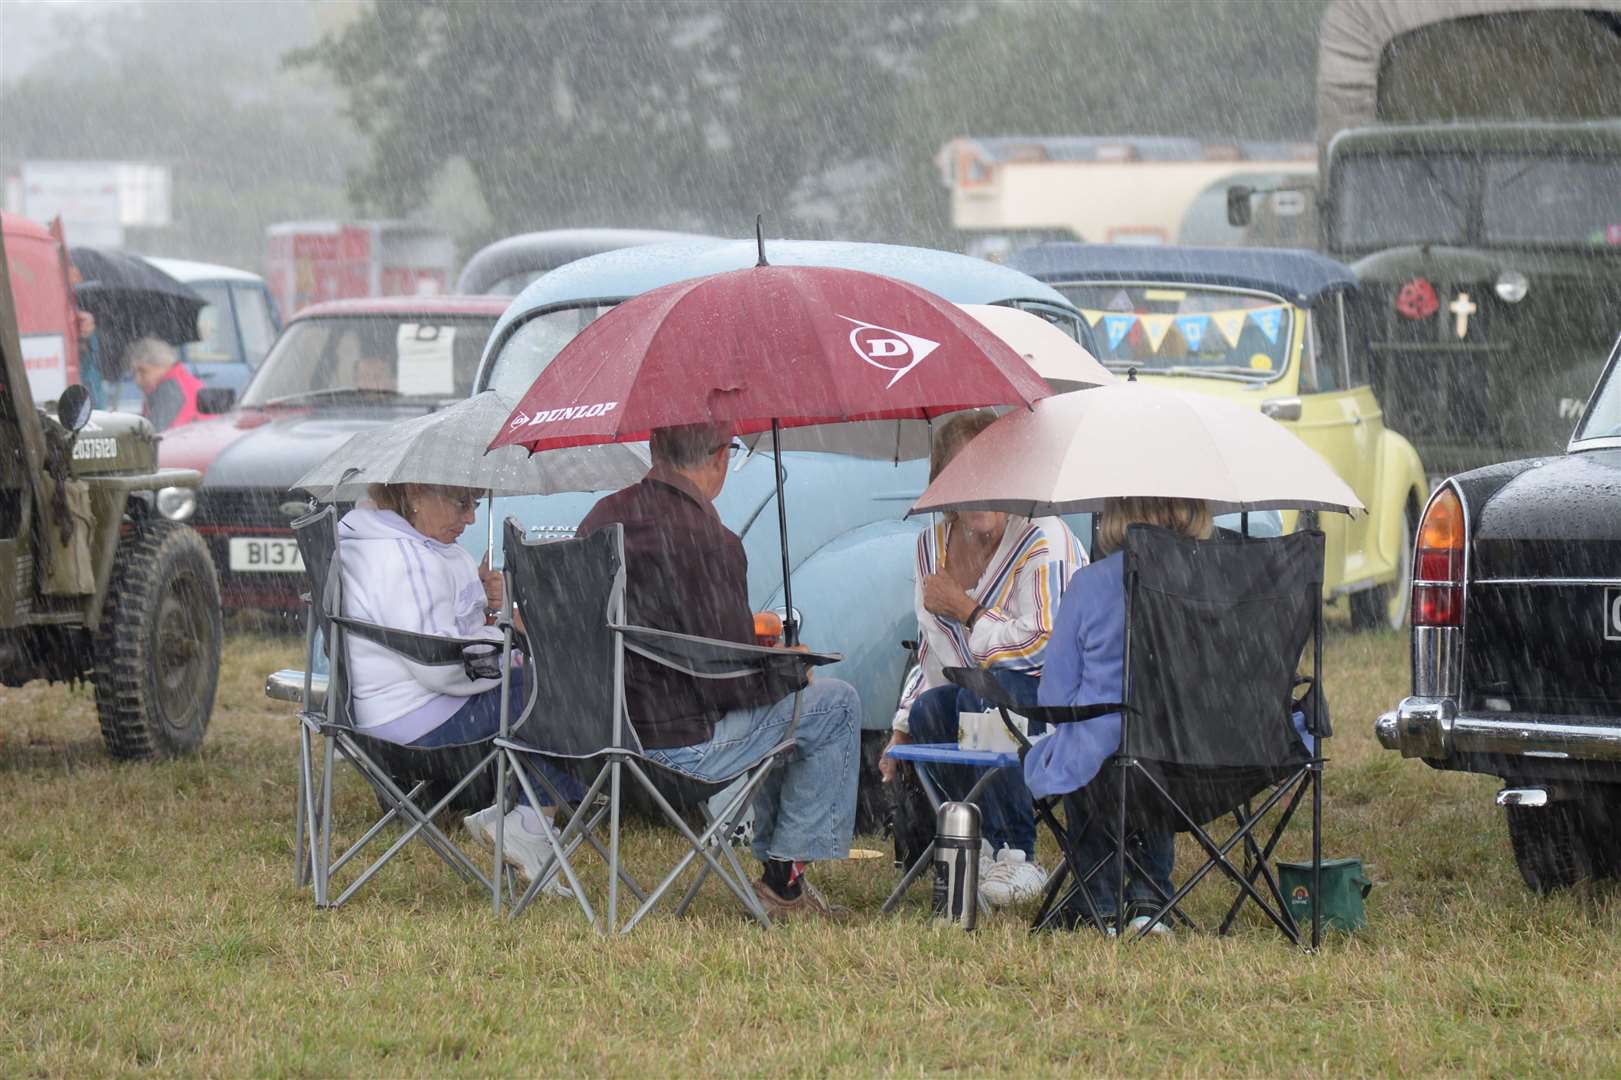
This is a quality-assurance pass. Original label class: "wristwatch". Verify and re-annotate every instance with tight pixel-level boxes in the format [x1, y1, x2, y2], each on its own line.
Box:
[965, 602, 986, 630]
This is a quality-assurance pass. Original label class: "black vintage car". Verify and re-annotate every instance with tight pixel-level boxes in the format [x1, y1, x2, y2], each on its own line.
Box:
[1377, 333, 1621, 892]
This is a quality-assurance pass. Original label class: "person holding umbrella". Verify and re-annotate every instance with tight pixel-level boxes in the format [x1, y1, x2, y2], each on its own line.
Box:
[578, 422, 863, 920]
[126, 337, 203, 432]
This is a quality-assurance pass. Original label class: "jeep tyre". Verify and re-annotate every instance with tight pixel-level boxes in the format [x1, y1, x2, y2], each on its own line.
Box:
[1350, 507, 1414, 633]
[1505, 802, 1597, 893]
[93, 521, 223, 759]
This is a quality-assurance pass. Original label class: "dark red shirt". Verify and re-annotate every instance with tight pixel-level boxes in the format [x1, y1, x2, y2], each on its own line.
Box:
[578, 467, 797, 748]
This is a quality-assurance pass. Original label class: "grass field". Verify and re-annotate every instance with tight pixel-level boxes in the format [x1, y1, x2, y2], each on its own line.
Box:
[6, 629, 1621, 1077]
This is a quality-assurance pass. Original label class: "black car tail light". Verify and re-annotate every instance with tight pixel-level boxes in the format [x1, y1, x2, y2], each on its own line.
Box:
[1413, 486, 1465, 627]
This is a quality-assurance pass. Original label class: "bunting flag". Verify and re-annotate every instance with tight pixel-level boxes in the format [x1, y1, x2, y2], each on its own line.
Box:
[1175, 314, 1209, 352]
[1080, 308, 1105, 327]
[1211, 309, 1249, 349]
[1140, 313, 1173, 352]
[1249, 306, 1283, 344]
[1103, 313, 1135, 350]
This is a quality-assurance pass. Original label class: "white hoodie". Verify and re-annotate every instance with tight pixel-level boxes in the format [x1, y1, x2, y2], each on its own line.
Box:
[337, 504, 503, 738]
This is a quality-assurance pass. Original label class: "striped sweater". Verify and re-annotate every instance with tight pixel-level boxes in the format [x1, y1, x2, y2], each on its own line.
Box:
[892, 514, 1084, 732]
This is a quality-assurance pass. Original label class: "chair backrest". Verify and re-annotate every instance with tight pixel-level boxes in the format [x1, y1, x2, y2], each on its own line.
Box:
[291, 505, 354, 729]
[1121, 524, 1322, 768]
[503, 517, 635, 756]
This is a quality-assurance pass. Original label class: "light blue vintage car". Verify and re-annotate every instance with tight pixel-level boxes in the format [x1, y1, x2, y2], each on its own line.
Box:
[467, 239, 1089, 735]
[464, 238, 1276, 822]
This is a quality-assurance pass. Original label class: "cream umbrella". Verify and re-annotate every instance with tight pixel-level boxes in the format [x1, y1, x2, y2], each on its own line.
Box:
[957, 304, 1115, 392]
[910, 382, 1364, 518]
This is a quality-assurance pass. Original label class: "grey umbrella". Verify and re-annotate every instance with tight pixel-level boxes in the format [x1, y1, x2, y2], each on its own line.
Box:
[295, 390, 649, 559]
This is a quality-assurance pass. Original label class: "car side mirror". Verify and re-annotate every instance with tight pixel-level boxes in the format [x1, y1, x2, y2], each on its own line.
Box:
[56, 384, 93, 432]
[196, 387, 236, 415]
[1260, 396, 1303, 422]
[1226, 185, 1254, 228]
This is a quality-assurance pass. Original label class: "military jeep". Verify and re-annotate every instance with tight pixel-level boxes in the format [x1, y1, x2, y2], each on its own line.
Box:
[0, 231, 222, 758]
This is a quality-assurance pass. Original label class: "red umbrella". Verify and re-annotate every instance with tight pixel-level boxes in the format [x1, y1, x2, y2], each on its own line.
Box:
[489, 247, 1051, 640]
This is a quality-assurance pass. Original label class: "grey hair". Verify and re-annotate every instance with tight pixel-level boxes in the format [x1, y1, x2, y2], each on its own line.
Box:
[650, 422, 730, 470]
[124, 336, 179, 373]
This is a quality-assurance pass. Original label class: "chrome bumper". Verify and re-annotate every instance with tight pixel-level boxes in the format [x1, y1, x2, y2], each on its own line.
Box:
[1376, 696, 1621, 761]
[265, 668, 327, 710]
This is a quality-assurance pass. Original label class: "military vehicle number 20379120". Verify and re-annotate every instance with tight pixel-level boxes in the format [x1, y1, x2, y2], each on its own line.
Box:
[0, 229, 222, 758]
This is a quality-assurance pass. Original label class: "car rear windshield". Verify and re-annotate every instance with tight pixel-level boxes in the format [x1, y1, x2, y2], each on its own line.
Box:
[1060, 284, 1293, 382]
[240, 315, 497, 407]
[485, 304, 612, 401]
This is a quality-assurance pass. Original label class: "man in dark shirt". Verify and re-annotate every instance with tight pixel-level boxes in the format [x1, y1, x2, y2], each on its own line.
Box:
[578, 421, 862, 919]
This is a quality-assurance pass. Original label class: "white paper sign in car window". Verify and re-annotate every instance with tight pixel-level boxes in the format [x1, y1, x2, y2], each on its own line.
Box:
[395, 323, 456, 396]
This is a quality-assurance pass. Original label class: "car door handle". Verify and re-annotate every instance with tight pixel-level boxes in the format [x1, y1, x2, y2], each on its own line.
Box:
[1350, 414, 1363, 426]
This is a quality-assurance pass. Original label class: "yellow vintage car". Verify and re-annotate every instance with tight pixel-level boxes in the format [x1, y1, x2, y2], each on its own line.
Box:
[1009, 243, 1427, 630]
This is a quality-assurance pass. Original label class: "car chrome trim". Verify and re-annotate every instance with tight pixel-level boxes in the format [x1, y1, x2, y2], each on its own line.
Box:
[1567, 332, 1619, 452]
[1412, 626, 1462, 699]
[1496, 788, 1549, 808]
[1378, 696, 1621, 762]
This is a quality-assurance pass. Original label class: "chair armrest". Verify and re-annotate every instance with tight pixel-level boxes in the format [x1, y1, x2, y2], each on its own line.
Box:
[611, 623, 840, 681]
[943, 666, 1123, 727]
[330, 615, 498, 667]
[266, 668, 328, 710]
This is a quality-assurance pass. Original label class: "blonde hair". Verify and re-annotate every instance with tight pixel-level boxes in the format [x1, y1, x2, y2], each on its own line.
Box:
[930, 410, 998, 483]
[1095, 496, 1213, 557]
[367, 483, 410, 516]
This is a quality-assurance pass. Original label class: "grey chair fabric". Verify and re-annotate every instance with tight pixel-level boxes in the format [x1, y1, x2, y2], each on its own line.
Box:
[494, 517, 838, 932]
[289, 505, 507, 909]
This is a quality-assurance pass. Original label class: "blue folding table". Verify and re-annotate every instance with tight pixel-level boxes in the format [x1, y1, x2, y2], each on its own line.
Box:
[880, 741, 1022, 914]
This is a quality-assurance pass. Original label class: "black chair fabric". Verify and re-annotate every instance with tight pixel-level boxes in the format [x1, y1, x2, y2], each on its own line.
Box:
[1121, 525, 1321, 769]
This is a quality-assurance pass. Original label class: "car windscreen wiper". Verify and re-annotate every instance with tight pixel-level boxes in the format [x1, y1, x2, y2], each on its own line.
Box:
[264, 386, 405, 407]
[1159, 366, 1269, 383]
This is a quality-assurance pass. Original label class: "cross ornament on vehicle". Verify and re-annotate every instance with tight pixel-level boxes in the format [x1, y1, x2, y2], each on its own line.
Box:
[1449, 292, 1476, 339]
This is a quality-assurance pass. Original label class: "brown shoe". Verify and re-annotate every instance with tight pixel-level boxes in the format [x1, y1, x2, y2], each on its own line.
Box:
[752, 877, 850, 923]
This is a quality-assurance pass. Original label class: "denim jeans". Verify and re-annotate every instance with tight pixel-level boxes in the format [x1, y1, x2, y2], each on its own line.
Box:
[905, 668, 1041, 858]
[643, 678, 861, 864]
[410, 669, 586, 807]
[1062, 792, 1175, 921]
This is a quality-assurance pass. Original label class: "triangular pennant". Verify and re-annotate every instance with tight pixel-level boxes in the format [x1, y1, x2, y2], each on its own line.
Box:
[1211, 309, 1248, 349]
[1249, 305, 1283, 344]
[1079, 308, 1105, 327]
[1106, 289, 1134, 312]
[1140, 313, 1173, 352]
[1103, 313, 1136, 351]
[1175, 314, 1209, 352]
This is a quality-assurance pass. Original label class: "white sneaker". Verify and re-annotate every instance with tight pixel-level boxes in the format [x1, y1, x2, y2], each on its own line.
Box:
[1125, 913, 1174, 937]
[468, 806, 573, 898]
[979, 846, 1048, 907]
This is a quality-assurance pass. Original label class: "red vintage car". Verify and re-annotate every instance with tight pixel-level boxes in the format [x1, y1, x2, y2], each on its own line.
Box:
[158, 295, 507, 613]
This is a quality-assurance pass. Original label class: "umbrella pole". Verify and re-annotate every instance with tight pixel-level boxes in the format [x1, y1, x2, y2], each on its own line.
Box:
[772, 418, 797, 647]
[487, 494, 497, 567]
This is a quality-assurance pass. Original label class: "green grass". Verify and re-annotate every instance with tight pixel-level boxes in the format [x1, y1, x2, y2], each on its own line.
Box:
[5, 630, 1621, 1076]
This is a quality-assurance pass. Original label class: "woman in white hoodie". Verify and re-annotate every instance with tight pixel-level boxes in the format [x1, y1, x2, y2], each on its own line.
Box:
[339, 482, 579, 888]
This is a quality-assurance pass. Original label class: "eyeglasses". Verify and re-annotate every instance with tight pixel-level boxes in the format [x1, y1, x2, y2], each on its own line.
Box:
[711, 439, 748, 459]
[431, 490, 481, 513]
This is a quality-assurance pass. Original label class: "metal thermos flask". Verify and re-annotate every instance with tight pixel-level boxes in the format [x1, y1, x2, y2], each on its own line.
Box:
[932, 801, 981, 929]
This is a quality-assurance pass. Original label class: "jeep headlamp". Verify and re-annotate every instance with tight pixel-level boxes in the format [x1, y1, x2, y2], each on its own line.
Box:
[1494, 270, 1529, 304]
[156, 486, 196, 521]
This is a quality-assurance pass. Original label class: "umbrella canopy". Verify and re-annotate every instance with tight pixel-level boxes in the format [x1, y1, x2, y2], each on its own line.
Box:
[751, 303, 1114, 460]
[295, 391, 648, 503]
[69, 249, 205, 376]
[487, 263, 1050, 454]
[957, 304, 1115, 392]
[910, 383, 1364, 518]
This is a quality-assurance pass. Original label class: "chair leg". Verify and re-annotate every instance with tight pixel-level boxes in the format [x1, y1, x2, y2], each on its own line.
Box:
[295, 721, 315, 889]
[524, 761, 647, 903]
[1312, 758, 1323, 952]
[619, 760, 775, 934]
[508, 756, 598, 928]
[1114, 760, 1129, 937]
[608, 758, 623, 933]
[1217, 777, 1310, 935]
[316, 733, 336, 907]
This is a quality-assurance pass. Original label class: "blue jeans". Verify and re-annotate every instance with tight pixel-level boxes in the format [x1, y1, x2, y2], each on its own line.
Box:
[410, 669, 586, 807]
[1062, 793, 1175, 921]
[906, 669, 1041, 858]
[644, 678, 862, 864]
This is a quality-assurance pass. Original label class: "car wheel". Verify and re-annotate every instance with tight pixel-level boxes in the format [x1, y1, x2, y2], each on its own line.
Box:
[1350, 507, 1414, 633]
[1505, 802, 1597, 893]
[93, 521, 223, 759]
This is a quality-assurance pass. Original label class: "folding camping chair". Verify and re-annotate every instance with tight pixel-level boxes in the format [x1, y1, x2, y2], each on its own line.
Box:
[947, 524, 1328, 947]
[289, 506, 513, 909]
[492, 519, 839, 932]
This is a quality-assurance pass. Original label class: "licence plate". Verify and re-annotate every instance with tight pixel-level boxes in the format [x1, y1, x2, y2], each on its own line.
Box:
[228, 538, 305, 573]
[1607, 586, 1621, 642]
